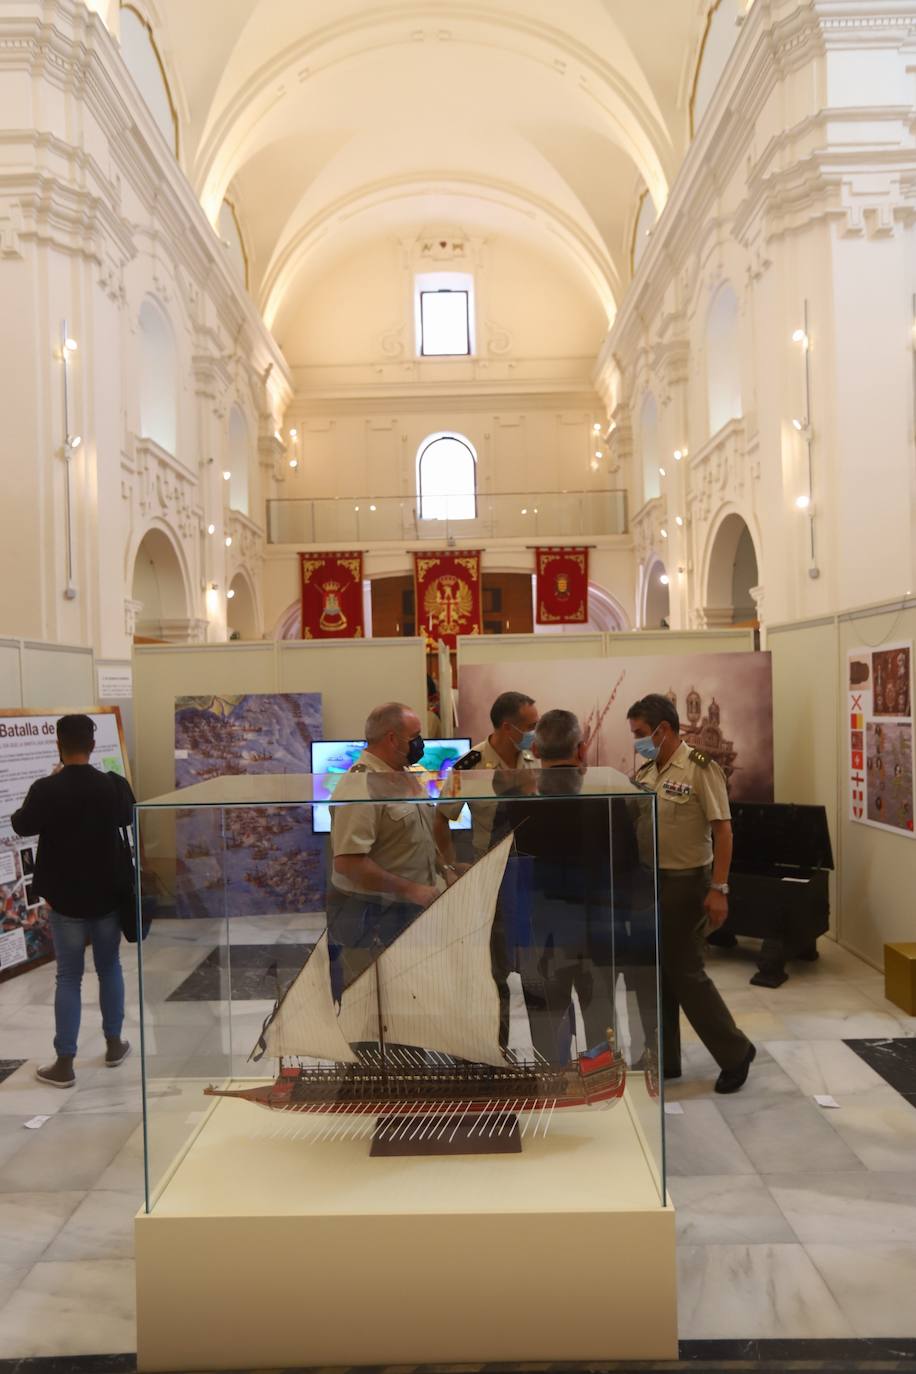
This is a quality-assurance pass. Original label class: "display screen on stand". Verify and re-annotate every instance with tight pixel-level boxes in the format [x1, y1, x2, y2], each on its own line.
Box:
[310, 739, 472, 833]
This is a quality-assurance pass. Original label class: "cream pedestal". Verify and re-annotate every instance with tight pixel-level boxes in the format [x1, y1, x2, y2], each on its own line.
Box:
[136, 1085, 676, 1371]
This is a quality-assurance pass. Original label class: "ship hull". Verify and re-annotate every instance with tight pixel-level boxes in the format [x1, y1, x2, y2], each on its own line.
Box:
[204, 1049, 626, 1116]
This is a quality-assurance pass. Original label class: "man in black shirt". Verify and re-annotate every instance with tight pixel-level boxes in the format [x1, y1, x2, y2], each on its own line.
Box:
[496, 710, 639, 1064]
[11, 714, 134, 1088]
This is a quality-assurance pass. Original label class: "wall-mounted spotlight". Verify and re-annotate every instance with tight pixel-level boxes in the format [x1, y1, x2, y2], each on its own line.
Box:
[222, 470, 231, 481]
[226, 588, 236, 600]
[673, 448, 686, 462]
[659, 574, 670, 586]
[658, 466, 667, 478]
[289, 458, 299, 469]
[792, 328, 809, 349]
[207, 523, 216, 535]
[660, 527, 668, 539]
[795, 494, 811, 511]
[225, 535, 232, 547]
[675, 515, 684, 527]
[592, 422, 602, 433]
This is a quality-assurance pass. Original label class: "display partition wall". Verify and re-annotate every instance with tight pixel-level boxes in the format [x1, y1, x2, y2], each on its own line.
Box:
[767, 598, 916, 968]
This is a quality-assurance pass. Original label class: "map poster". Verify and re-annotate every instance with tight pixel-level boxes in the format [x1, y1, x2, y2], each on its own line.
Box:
[174, 693, 325, 919]
[0, 707, 129, 977]
[849, 643, 915, 835]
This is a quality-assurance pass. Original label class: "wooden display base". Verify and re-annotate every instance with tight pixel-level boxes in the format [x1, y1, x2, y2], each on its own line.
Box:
[370, 1111, 521, 1156]
[136, 1081, 676, 1371]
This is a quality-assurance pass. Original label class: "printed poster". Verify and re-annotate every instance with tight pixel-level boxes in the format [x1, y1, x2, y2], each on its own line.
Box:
[174, 693, 326, 918]
[0, 708, 129, 975]
[848, 643, 914, 835]
[458, 651, 774, 800]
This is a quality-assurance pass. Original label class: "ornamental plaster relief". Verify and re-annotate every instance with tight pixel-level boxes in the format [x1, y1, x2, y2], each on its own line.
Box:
[129, 437, 202, 541]
[685, 420, 754, 526]
[631, 496, 666, 567]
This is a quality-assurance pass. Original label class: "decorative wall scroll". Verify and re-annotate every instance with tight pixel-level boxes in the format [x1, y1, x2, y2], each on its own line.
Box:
[413, 551, 482, 648]
[848, 642, 914, 835]
[299, 552, 364, 639]
[535, 546, 589, 624]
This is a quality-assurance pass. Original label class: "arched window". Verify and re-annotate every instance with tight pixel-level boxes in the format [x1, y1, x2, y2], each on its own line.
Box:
[640, 394, 660, 505]
[691, 0, 743, 137]
[630, 187, 658, 276]
[706, 283, 743, 436]
[219, 200, 248, 289]
[119, 5, 179, 155]
[138, 298, 177, 454]
[417, 433, 477, 521]
[227, 406, 249, 515]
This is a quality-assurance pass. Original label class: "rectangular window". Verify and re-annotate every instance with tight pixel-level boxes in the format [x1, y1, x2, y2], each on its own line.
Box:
[419, 290, 470, 356]
[415, 271, 475, 357]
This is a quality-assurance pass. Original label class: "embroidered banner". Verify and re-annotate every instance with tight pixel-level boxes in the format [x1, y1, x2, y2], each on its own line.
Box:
[299, 552, 364, 639]
[413, 550, 482, 648]
[535, 546, 589, 624]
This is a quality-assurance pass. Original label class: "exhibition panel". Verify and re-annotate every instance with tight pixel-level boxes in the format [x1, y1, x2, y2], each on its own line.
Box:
[133, 769, 673, 1368]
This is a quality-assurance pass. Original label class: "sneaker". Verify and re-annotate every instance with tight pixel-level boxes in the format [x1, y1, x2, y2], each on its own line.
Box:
[105, 1038, 131, 1068]
[35, 1057, 75, 1089]
[714, 1043, 756, 1094]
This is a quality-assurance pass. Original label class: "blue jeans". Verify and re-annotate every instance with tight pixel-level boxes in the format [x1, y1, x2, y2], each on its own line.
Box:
[49, 910, 124, 1057]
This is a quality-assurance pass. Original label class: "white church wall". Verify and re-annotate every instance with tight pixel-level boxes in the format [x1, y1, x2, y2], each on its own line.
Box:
[596, 0, 916, 633]
[0, 0, 290, 660]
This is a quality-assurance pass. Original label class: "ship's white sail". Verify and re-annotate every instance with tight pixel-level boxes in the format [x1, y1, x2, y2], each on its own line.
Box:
[337, 832, 511, 1068]
[257, 831, 511, 1068]
[261, 931, 359, 1064]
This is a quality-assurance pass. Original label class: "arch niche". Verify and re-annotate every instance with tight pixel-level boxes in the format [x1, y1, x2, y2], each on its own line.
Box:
[227, 406, 250, 515]
[130, 527, 190, 639]
[706, 282, 743, 437]
[705, 513, 759, 625]
[643, 556, 670, 630]
[227, 571, 259, 640]
[138, 298, 178, 454]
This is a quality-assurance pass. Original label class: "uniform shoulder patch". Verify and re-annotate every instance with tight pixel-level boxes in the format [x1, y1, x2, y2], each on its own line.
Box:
[688, 748, 710, 769]
[635, 759, 654, 777]
[453, 749, 482, 772]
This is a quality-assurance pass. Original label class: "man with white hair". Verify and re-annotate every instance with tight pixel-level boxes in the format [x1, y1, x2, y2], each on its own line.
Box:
[327, 701, 452, 995]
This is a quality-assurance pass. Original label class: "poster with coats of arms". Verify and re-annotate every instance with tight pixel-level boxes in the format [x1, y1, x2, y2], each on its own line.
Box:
[848, 642, 914, 835]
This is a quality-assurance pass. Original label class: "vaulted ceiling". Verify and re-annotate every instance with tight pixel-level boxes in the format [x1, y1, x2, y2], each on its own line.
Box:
[141, 0, 710, 331]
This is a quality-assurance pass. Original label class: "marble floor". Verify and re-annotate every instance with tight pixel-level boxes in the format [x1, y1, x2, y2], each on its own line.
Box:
[0, 922, 915, 1362]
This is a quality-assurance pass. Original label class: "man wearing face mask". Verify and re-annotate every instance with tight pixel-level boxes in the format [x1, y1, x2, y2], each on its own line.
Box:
[327, 701, 450, 994]
[627, 693, 755, 1094]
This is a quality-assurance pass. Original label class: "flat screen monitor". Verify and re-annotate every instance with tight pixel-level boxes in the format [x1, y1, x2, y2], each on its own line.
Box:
[309, 738, 472, 834]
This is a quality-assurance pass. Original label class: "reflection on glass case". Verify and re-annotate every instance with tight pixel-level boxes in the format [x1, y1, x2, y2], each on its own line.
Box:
[135, 767, 663, 1211]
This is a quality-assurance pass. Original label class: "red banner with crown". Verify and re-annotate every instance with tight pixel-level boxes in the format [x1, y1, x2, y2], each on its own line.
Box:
[413, 551, 482, 648]
[535, 546, 589, 624]
[299, 552, 364, 639]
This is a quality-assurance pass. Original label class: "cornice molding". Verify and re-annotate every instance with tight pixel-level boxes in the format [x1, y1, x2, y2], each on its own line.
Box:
[0, 0, 291, 398]
[596, 0, 916, 377]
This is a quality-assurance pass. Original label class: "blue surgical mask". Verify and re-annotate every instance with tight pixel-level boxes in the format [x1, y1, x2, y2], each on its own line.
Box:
[634, 734, 659, 761]
[518, 730, 536, 752]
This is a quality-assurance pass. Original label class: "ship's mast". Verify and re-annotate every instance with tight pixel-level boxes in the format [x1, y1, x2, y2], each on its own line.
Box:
[375, 961, 387, 1077]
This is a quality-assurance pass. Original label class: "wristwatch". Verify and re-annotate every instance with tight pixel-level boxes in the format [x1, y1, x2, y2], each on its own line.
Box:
[709, 881, 730, 895]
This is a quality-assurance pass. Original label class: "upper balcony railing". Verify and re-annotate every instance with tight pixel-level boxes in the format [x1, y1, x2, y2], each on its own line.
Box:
[266, 489, 628, 545]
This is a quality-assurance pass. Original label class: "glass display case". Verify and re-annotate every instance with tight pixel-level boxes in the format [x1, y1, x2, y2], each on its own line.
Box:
[135, 766, 664, 1210]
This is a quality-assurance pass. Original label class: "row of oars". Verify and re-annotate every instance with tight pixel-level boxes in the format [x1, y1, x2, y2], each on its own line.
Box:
[250, 1097, 560, 1145]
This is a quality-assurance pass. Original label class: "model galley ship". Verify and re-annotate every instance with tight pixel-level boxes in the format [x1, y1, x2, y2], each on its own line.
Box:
[205, 834, 627, 1153]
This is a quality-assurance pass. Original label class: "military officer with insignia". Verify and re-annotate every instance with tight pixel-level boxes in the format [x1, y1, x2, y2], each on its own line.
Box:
[627, 692, 755, 1093]
[328, 701, 450, 996]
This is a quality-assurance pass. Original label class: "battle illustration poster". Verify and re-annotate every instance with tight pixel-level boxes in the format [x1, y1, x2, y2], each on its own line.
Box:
[457, 651, 774, 801]
[174, 693, 325, 917]
[849, 643, 915, 835]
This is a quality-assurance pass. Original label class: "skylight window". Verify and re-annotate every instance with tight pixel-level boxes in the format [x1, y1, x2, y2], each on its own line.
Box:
[415, 272, 475, 357]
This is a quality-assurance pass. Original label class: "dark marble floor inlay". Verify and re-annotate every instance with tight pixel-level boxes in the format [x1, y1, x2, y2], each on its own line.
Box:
[5, 1343, 916, 1374]
[166, 942, 314, 1002]
[0, 1058, 26, 1085]
[845, 1037, 916, 1108]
